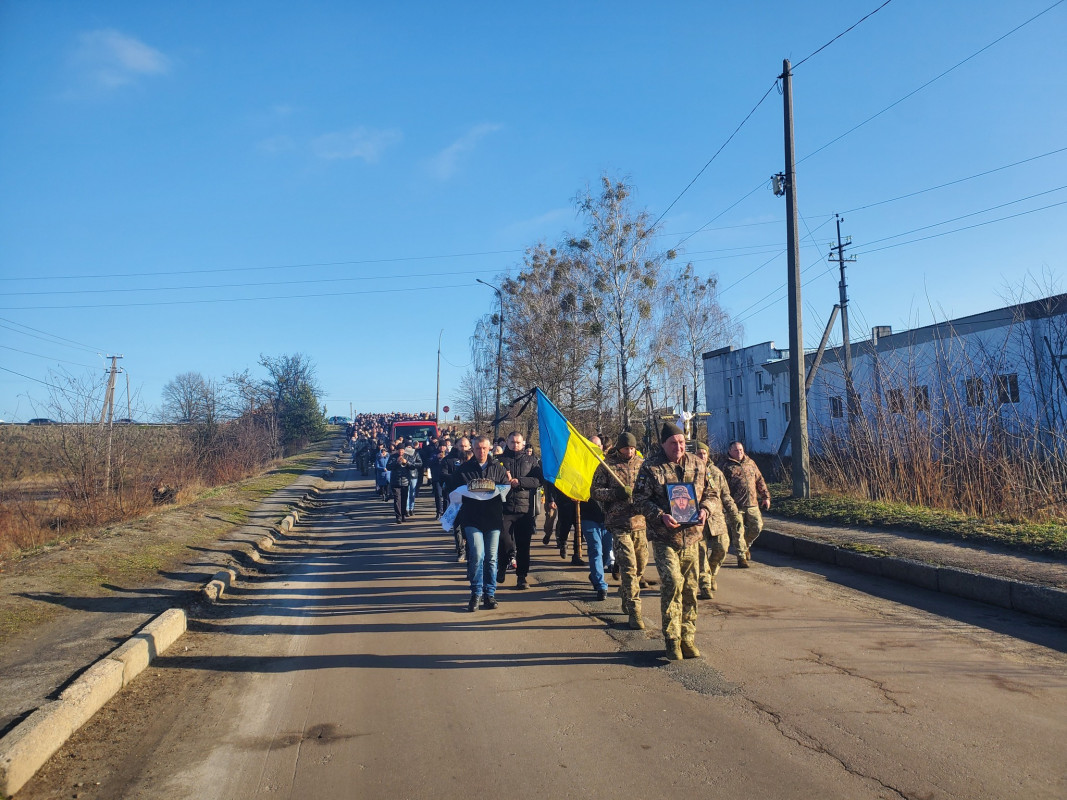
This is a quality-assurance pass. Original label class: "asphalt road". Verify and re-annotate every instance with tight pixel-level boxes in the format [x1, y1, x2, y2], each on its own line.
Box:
[20, 466, 1067, 799]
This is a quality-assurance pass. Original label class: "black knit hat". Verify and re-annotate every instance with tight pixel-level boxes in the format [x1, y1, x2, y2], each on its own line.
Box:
[616, 431, 637, 448]
[660, 421, 684, 442]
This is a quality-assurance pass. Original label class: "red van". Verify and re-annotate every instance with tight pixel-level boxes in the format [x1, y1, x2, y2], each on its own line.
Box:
[390, 420, 439, 444]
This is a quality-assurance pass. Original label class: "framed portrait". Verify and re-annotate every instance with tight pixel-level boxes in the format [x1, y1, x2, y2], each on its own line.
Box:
[666, 482, 701, 527]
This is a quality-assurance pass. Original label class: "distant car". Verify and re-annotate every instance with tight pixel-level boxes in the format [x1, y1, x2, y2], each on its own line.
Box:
[115, 418, 137, 424]
[327, 416, 350, 425]
[27, 418, 55, 425]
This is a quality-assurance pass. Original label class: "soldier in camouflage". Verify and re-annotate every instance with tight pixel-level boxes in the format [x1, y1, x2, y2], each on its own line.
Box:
[591, 431, 647, 630]
[633, 422, 739, 661]
[717, 440, 771, 568]
[694, 442, 732, 598]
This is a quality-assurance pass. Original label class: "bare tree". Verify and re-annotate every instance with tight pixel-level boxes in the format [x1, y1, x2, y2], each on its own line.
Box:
[567, 176, 675, 430]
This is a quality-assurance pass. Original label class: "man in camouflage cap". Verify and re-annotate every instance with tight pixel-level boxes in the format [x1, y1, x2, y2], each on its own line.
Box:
[717, 440, 771, 567]
[693, 442, 732, 599]
[591, 431, 647, 630]
[633, 422, 739, 660]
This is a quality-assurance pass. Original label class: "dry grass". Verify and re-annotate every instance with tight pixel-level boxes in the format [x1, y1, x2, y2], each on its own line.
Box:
[0, 421, 283, 560]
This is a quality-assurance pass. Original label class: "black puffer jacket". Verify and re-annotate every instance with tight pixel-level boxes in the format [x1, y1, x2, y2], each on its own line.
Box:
[498, 448, 543, 516]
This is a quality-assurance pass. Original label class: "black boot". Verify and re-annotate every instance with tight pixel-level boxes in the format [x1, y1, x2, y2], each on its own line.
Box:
[467, 593, 479, 612]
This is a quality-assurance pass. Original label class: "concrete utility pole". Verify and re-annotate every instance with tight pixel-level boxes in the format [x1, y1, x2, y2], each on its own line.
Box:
[435, 329, 443, 424]
[829, 213, 858, 420]
[476, 278, 504, 440]
[99, 355, 123, 496]
[781, 59, 810, 499]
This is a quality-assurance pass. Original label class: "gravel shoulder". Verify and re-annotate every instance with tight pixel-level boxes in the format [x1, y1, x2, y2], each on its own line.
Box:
[0, 436, 343, 738]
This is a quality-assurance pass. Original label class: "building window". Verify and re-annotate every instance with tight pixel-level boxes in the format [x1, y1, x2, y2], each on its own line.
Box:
[759, 418, 768, 439]
[727, 378, 733, 397]
[886, 388, 907, 414]
[738, 420, 746, 443]
[729, 422, 736, 439]
[738, 376, 744, 396]
[756, 371, 764, 391]
[782, 402, 790, 423]
[830, 396, 844, 418]
[994, 373, 1019, 404]
[965, 377, 985, 407]
[913, 385, 931, 412]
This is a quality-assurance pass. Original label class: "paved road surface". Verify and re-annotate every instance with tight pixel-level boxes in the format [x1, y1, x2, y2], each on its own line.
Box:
[21, 465, 1067, 799]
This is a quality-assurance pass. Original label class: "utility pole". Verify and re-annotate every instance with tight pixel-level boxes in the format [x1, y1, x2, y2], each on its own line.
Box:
[99, 355, 123, 496]
[476, 278, 504, 439]
[829, 213, 858, 420]
[435, 329, 443, 424]
[781, 59, 810, 499]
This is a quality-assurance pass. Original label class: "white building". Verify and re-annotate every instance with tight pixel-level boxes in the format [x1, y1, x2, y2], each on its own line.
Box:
[703, 293, 1067, 456]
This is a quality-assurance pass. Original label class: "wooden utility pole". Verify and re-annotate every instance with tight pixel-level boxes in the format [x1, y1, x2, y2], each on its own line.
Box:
[781, 59, 810, 498]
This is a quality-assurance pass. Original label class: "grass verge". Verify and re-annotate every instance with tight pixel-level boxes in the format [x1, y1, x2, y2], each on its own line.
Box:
[769, 484, 1067, 556]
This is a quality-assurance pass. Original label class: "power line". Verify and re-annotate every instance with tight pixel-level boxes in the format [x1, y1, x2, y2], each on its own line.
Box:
[799, 0, 1066, 165]
[842, 145, 1067, 214]
[0, 248, 525, 283]
[3, 267, 502, 298]
[854, 198, 1067, 255]
[0, 280, 478, 312]
[0, 365, 104, 403]
[0, 343, 97, 369]
[0, 316, 107, 354]
[649, 80, 779, 231]
[792, 0, 896, 70]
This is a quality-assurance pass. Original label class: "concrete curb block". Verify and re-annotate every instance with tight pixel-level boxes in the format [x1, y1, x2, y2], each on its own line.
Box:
[760, 528, 1067, 624]
[0, 609, 187, 797]
[202, 568, 237, 602]
[937, 567, 1013, 610]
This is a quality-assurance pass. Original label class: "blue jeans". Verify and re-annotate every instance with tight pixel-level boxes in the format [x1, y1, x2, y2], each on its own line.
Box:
[407, 477, 419, 513]
[463, 526, 500, 599]
[581, 520, 612, 591]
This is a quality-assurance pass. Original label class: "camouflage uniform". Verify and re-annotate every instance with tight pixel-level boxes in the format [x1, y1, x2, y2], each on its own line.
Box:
[634, 449, 737, 646]
[698, 462, 733, 594]
[717, 455, 770, 558]
[591, 451, 647, 618]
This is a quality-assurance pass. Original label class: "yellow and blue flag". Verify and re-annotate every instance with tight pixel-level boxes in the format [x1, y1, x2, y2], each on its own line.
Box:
[536, 388, 602, 501]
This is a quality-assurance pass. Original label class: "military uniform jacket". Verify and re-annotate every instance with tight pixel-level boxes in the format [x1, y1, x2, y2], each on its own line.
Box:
[633, 449, 737, 548]
[590, 452, 646, 533]
[717, 455, 770, 509]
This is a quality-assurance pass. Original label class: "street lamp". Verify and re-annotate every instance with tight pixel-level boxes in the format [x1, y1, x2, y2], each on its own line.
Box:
[476, 278, 504, 440]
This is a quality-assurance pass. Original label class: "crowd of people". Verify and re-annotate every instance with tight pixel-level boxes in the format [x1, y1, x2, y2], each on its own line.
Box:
[346, 414, 771, 661]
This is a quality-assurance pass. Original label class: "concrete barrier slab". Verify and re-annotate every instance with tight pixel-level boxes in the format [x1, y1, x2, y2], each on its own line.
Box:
[1010, 583, 1067, 624]
[835, 549, 884, 577]
[756, 529, 795, 555]
[880, 557, 940, 591]
[139, 608, 186, 656]
[793, 537, 838, 565]
[938, 568, 1013, 610]
[108, 636, 151, 686]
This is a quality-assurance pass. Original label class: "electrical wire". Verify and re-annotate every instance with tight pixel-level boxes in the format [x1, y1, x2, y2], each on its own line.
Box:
[0, 248, 524, 283]
[649, 80, 779, 231]
[842, 145, 1067, 214]
[0, 281, 478, 312]
[792, 0, 896, 70]
[0, 343, 97, 369]
[0, 365, 103, 404]
[3, 267, 502, 298]
[0, 317, 107, 354]
[798, 0, 1066, 165]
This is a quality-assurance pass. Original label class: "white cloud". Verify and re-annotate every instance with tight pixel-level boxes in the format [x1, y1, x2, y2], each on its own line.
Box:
[74, 29, 171, 89]
[428, 123, 503, 180]
[498, 207, 573, 240]
[311, 126, 403, 162]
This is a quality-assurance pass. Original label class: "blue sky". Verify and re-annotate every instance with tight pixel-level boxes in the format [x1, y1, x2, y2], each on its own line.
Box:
[1, 1, 1064, 422]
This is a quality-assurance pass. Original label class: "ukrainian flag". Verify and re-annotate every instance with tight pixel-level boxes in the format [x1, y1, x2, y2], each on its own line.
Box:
[536, 388, 602, 501]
